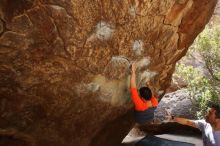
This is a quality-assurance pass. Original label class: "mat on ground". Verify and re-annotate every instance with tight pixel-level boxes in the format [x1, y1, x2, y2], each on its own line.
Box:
[135, 135, 195, 146]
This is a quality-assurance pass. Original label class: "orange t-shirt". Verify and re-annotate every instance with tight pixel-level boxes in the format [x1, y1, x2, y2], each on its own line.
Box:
[130, 88, 158, 111]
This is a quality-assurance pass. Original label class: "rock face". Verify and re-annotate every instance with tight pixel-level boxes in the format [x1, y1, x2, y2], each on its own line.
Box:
[155, 89, 196, 122]
[0, 0, 218, 146]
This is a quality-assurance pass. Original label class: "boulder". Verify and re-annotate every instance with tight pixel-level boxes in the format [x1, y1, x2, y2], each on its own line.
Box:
[0, 0, 218, 146]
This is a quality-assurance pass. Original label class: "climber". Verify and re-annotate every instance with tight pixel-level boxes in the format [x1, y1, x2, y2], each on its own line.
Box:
[130, 63, 158, 124]
[170, 102, 220, 146]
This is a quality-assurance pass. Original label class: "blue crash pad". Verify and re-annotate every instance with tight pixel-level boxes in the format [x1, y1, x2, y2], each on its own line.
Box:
[136, 135, 195, 146]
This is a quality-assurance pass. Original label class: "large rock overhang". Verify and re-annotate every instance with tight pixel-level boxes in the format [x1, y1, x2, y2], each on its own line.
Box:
[0, 0, 218, 146]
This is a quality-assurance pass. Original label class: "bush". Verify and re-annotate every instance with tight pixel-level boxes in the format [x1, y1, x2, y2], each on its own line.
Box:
[173, 23, 220, 119]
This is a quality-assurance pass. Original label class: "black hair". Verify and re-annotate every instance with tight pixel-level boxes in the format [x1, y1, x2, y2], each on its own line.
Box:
[208, 101, 220, 119]
[139, 87, 152, 100]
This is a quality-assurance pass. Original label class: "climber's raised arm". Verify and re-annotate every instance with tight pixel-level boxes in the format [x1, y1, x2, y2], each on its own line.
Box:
[130, 63, 137, 89]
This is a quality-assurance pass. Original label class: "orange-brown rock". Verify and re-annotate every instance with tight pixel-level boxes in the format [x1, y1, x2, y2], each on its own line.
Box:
[0, 0, 218, 146]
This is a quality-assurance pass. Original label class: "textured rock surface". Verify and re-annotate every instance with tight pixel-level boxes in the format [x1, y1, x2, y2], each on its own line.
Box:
[155, 89, 196, 122]
[0, 0, 218, 146]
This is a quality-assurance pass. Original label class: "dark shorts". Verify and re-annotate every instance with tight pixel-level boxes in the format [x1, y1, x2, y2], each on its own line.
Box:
[134, 107, 156, 124]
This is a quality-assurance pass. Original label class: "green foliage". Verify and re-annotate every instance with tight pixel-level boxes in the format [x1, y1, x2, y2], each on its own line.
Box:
[173, 23, 220, 119]
[197, 25, 220, 82]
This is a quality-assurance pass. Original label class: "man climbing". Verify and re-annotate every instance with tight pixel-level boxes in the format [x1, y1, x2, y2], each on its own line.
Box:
[130, 63, 158, 124]
[171, 102, 220, 146]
